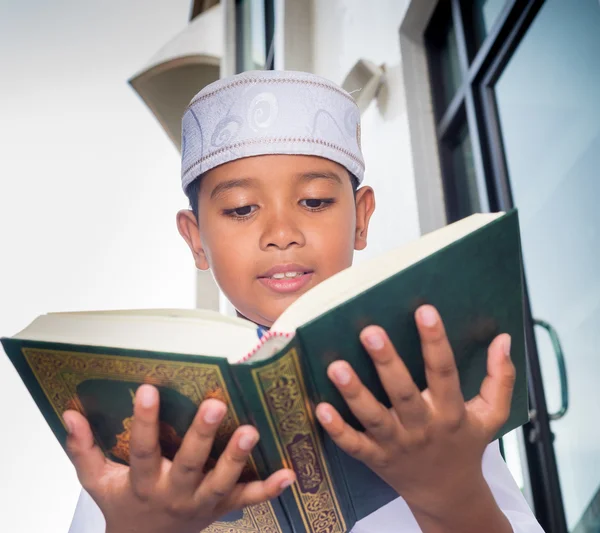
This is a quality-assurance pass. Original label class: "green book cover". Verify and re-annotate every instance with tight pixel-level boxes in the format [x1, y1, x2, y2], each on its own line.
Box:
[294, 209, 527, 442]
[1, 210, 529, 533]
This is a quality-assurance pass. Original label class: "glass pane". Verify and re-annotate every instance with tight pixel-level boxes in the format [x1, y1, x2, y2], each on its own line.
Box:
[495, 0, 600, 529]
[439, 19, 463, 109]
[446, 121, 480, 220]
[466, 0, 508, 51]
[236, 0, 266, 72]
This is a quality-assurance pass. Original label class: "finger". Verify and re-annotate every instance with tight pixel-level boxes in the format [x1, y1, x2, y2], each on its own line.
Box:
[416, 305, 464, 417]
[63, 410, 109, 493]
[195, 425, 259, 508]
[316, 403, 381, 463]
[222, 469, 296, 511]
[169, 399, 227, 494]
[129, 384, 162, 491]
[360, 326, 429, 429]
[467, 334, 516, 434]
[326, 361, 397, 442]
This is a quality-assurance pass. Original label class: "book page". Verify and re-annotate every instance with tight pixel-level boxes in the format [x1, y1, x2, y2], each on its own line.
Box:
[12, 310, 261, 363]
[272, 212, 504, 333]
[56, 308, 253, 328]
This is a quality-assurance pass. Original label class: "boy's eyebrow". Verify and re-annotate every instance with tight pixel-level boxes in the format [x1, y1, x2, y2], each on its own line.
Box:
[297, 171, 343, 185]
[210, 177, 257, 199]
[210, 171, 343, 200]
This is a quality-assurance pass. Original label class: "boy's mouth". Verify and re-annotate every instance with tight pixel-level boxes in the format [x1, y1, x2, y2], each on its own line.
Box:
[257, 264, 315, 294]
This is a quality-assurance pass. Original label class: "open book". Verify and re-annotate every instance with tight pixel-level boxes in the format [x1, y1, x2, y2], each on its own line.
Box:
[10, 211, 515, 361]
[2, 210, 529, 533]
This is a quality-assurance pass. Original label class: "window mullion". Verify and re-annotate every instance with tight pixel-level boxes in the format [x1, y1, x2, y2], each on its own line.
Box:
[264, 0, 275, 69]
[451, 0, 491, 213]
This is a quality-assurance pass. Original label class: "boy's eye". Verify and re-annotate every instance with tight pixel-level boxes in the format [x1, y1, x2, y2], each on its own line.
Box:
[300, 198, 334, 210]
[224, 205, 258, 218]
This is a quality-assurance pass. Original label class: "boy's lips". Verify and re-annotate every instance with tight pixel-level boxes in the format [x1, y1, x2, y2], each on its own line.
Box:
[257, 264, 314, 294]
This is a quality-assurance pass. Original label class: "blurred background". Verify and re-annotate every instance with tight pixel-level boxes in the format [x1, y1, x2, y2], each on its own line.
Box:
[0, 1, 598, 532]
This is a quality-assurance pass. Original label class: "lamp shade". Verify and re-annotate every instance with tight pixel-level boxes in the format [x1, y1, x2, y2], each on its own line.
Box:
[128, 4, 223, 150]
[341, 59, 386, 114]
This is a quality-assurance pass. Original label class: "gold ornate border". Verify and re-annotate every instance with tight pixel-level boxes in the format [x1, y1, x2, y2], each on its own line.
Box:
[203, 503, 280, 533]
[22, 347, 281, 533]
[252, 348, 346, 533]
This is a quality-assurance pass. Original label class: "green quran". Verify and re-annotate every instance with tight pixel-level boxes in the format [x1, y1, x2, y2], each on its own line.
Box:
[1, 211, 529, 533]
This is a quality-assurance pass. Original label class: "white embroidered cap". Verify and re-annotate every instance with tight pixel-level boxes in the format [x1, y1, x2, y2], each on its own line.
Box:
[180, 70, 364, 192]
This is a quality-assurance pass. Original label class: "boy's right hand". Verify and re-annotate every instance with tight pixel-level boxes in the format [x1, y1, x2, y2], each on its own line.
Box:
[63, 384, 295, 533]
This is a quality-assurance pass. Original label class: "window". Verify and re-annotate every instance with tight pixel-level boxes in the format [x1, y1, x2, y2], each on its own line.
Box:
[424, 0, 522, 222]
[461, 0, 509, 57]
[425, 3, 585, 532]
[235, 0, 275, 72]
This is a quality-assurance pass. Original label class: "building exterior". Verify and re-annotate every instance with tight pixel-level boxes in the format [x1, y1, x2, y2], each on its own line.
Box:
[129, 1, 600, 532]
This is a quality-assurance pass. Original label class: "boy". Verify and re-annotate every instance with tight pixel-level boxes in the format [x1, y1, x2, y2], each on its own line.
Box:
[65, 70, 543, 533]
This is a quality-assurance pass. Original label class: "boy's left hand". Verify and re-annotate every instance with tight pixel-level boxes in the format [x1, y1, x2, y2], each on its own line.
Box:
[315, 304, 516, 523]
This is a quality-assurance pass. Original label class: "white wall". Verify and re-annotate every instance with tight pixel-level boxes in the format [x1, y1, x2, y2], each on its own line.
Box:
[309, 0, 422, 262]
[0, 2, 433, 531]
[0, 1, 196, 531]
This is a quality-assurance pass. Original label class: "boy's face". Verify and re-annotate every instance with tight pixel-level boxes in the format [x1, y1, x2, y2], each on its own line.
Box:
[177, 155, 375, 327]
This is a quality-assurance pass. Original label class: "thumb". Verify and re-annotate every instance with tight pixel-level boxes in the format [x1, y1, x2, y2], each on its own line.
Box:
[467, 334, 516, 434]
[63, 410, 108, 492]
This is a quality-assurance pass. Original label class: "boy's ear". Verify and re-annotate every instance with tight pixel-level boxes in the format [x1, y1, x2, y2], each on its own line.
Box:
[176, 210, 210, 271]
[354, 186, 375, 251]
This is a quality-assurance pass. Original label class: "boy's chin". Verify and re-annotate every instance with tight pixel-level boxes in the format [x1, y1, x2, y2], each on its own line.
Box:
[237, 295, 301, 328]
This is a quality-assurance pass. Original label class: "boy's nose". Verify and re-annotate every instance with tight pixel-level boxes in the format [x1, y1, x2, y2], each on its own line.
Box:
[259, 213, 306, 251]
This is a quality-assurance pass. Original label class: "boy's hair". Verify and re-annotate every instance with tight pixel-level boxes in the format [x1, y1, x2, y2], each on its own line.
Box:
[186, 172, 360, 220]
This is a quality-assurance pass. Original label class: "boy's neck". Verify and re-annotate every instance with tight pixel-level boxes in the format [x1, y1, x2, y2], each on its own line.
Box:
[235, 310, 271, 331]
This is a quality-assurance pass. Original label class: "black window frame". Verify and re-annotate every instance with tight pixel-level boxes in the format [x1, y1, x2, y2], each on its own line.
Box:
[425, 2, 569, 533]
[425, 0, 548, 222]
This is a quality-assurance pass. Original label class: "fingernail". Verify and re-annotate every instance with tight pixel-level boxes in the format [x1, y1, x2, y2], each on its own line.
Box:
[419, 306, 438, 327]
[204, 402, 226, 424]
[138, 385, 157, 408]
[63, 414, 74, 435]
[280, 478, 294, 490]
[317, 406, 332, 425]
[503, 335, 512, 359]
[238, 431, 258, 451]
[332, 364, 351, 386]
[363, 331, 384, 350]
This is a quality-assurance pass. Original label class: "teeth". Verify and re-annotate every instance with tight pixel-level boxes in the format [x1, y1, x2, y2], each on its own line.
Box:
[271, 271, 303, 279]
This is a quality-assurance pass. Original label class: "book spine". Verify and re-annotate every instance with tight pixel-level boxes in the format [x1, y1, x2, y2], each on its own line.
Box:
[292, 333, 358, 526]
[235, 338, 354, 533]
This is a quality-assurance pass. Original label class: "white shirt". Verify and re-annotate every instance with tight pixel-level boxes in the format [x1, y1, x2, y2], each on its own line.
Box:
[68, 441, 543, 533]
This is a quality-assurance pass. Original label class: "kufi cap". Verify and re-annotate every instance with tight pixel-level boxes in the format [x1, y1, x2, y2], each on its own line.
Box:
[180, 70, 364, 191]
